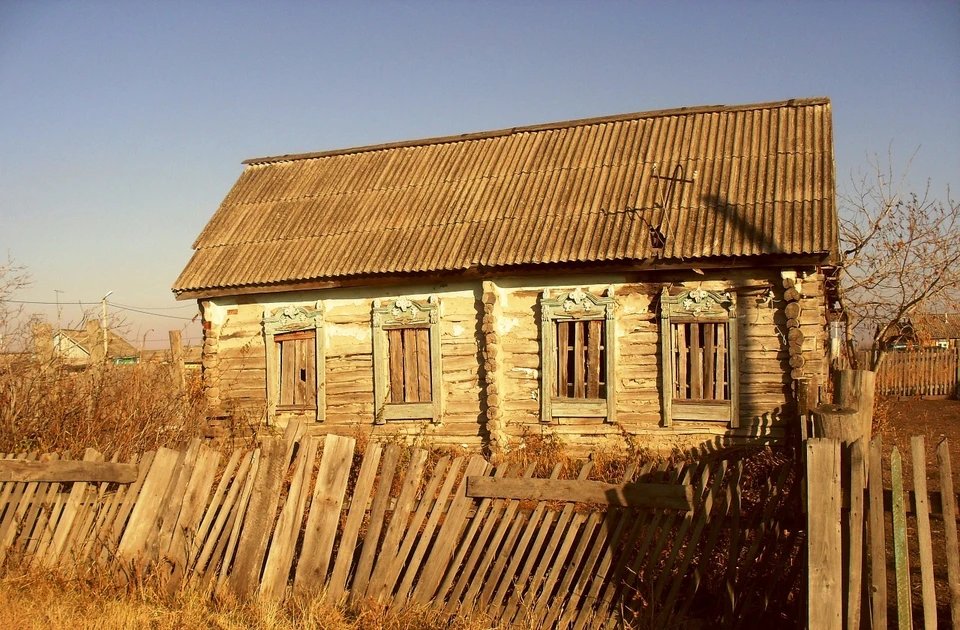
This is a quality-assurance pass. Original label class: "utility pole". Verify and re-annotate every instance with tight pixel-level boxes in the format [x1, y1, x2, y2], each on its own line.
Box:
[101, 291, 113, 362]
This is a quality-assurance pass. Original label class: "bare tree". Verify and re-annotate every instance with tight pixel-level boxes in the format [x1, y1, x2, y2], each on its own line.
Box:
[837, 154, 960, 370]
[0, 257, 31, 352]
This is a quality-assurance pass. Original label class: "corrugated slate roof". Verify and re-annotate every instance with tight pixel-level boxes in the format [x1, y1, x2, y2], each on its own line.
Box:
[910, 313, 960, 340]
[174, 98, 837, 296]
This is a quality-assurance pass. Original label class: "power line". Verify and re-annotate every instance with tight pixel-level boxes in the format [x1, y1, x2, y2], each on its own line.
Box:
[110, 304, 198, 321]
[7, 299, 199, 321]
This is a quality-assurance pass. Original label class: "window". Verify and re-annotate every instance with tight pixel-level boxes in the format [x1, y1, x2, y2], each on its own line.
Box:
[372, 297, 442, 423]
[264, 304, 325, 421]
[275, 330, 317, 410]
[540, 288, 616, 423]
[659, 288, 739, 426]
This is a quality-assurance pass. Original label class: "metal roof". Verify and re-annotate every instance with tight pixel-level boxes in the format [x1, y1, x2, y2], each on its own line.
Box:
[173, 98, 837, 296]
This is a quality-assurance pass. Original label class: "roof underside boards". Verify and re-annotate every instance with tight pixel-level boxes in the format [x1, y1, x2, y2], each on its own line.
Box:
[173, 97, 838, 295]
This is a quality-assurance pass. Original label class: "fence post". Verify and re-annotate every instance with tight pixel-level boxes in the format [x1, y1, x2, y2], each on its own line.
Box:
[806, 438, 842, 630]
[835, 369, 876, 446]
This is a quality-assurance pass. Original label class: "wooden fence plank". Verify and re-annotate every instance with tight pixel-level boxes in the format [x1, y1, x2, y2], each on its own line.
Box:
[261, 436, 319, 600]
[167, 446, 221, 588]
[327, 443, 383, 601]
[192, 450, 252, 579]
[466, 476, 693, 510]
[937, 439, 960, 628]
[393, 455, 463, 603]
[97, 451, 155, 565]
[869, 437, 888, 629]
[0, 453, 48, 564]
[439, 462, 513, 612]
[0, 459, 138, 483]
[806, 438, 842, 630]
[846, 438, 866, 630]
[292, 434, 355, 596]
[350, 443, 402, 599]
[117, 447, 180, 565]
[230, 437, 290, 599]
[723, 460, 743, 626]
[367, 448, 428, 601]
[156, 439, 203, 566]
[410, 455, 489, 605]
[0, 452, 37, 545]
[217, 448, 261, 587]
[910, 436, 937, 630]
[189, 448, 242, 572]
[474, 463, 537, 614]
[488, 463, 563, 619]
[380, 455, 452, 603]
[891, 446, 913, 629]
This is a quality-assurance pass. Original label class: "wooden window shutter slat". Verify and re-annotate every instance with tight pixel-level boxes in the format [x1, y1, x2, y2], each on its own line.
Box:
[557, 321, 570, 397]
[573, 321, 585, 398]
[403, 328, 420, 402]
[716, 324, 727, 399]
[703, 323, 715, 400]
[388, 329, 405, 403]
[690, 323, 702, 399]
[303, 337, 317, 407]
[587, 320, 602, 398]
[416, 328, 431, 402]
[280, 340, 296, 406]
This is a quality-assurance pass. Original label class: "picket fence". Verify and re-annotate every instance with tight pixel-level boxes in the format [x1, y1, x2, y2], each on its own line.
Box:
[0, 424, 803, 628]
[849, 348, 960, 398]
[806, 435, 960, 629]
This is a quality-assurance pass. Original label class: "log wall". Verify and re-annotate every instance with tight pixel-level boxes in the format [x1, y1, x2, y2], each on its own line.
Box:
[199, 267, 830, 452]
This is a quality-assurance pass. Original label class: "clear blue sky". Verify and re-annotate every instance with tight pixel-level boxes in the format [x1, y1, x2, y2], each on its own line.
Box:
[2, 1, 958, 349]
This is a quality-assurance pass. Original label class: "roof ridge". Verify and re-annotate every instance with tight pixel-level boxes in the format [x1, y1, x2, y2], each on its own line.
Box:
[243, 97, 831, 166]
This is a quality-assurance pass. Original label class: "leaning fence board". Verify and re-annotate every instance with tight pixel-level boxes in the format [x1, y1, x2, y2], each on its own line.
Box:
[910, 436, 936, 630]
[380, 455, 452, 603]
[327, 442, 383, 600]
[0, 452, 46, 563]
[166, 445, 220, 589]
[192, 450, 252, 580]
[367, 447, 428, 601]
[806, 438, 842, 630]
[261, 436, 319, 600]
[117, 448, 181, 564]
[217, 448, 261, 587]
[937, 439, 960, 628]
[292, 434, 355, 596]
[230, 437, 289, 599]
[393, 455, 463, 603]
[891, 446, 913, 629]
[350, 442, 402, 599]
[189, 448, 242, 571]
[411, 455, 489, 605]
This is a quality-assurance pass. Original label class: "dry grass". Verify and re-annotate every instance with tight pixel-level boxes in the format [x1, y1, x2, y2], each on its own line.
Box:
[0, 356, 207, 458]
[0, 562, 540, 630]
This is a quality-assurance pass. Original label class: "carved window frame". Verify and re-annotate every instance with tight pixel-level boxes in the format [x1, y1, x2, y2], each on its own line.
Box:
[659, 287, 739, 427]
[540, 287, 617, 424]
[263, 304, 325, 423]
[372, 296, 443, 424]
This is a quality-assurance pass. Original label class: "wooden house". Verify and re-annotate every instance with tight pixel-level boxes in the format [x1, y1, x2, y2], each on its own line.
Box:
[173, 98, 839, 453]
[52, 321, 139, 367]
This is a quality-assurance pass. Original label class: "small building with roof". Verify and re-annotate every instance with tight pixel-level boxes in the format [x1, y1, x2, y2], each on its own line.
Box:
[173, 97, 839, 452]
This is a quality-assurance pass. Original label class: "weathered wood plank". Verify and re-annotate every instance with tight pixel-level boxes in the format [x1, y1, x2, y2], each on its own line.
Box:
[393, 455, 464, 603]
[937, 439, 960, 629]
[327, 442, 382, 600]
[350, 443, 401, 599]
[868, 437, 888, 629]
[216, 448, 261, 587]
[891, 446, 913, 629]
[466, 476, 692, 510]
[192, 450, 253, 579]
[261, 436, 319, 600]
[230, 437, 290, 599]
[0, 459, 136, 484]
[846, 438, 866, 630]
[167, 445, 221, 589]
[368, 448, 428, 601]
[116, 448, 181, 565]
[805, 438, 842, 630]
[188, 448, 242, 572]
[97, 451, 155, 566]
[293, 434, 356, 596]
[411, 456, 489, 605]
[911, 436, 937, 629]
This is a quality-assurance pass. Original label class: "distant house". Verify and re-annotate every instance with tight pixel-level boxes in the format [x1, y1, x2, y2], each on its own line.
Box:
[895, 313, 960, 349]
[52, 321, 139, 367]
[173, 97, 839, 453]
